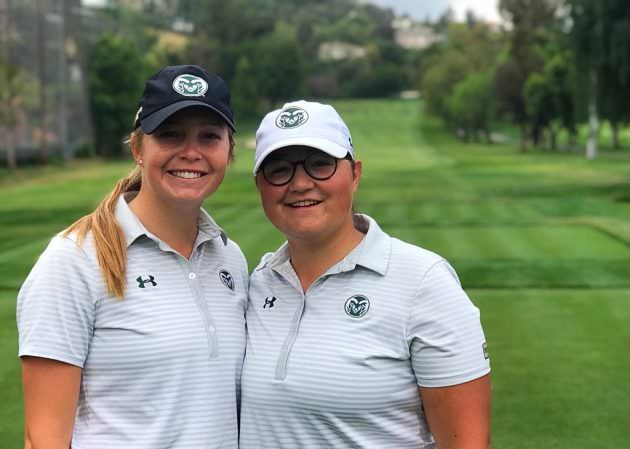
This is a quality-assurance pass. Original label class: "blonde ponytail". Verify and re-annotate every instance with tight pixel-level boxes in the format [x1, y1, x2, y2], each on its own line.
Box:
[64, 131, 143, 298]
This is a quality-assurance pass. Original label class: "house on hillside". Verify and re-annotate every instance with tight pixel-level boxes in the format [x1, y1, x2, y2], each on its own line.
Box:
[318, 41, 366, 61]
[392, 17, 442, 50]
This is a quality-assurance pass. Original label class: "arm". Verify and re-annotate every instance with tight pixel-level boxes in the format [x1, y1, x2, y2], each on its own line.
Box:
[22, 356, 82, 449]
[420, 374, 491, 449]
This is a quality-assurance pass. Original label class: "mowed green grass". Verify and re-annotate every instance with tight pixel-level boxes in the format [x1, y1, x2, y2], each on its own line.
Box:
[1, 99, 630, 447]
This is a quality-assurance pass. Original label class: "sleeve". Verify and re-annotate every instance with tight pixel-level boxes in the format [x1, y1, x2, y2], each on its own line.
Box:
[16, 235, 98, 368]
[407, 260, 490, 387]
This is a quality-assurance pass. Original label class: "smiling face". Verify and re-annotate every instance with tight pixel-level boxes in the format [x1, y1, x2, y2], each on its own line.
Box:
[256, 146, 362, 245]
[132, 107, 231, 210]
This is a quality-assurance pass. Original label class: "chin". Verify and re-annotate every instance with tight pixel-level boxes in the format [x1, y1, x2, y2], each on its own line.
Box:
[284, 223, 329, 242]
[162, 192, 205, 208]
[174, 186, 218, 202]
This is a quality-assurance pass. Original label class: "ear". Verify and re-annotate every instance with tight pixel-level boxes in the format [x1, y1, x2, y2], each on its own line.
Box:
[130, 139, 143, 164]
[351, 159, 362, 193]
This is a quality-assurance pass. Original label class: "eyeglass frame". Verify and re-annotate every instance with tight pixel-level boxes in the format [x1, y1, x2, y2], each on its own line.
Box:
[258, 152, 353, 186]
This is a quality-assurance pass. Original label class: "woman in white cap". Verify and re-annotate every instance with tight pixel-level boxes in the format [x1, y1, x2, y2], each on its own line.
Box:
[240, 100, 491, 449]
[17, 65, 247, 449]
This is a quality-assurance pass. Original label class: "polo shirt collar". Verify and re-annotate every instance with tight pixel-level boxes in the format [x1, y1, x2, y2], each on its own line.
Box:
[115, 192, 228, 249]
[263, 214, 391, 277]
[333, 214, 391, 276]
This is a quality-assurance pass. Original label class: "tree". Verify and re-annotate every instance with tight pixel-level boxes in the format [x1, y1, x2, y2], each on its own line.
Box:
[1, 0, 16, 170]
[187, 0, 277, 79]
[524, 44, 576, 151]
[497, 0, 560, 151]
[231, 56, 260, 120]
[568, 0, 600, 158]
[594, 0, 630, 150]
[545, 53, 577, 150]
[448, 72, 495, 143]
[493, 56, 529, 151]
[421, 22, 502, 134]
[255, 22, 304, 104]
[0, 60, 19, 170]
[524, 72, 553, 147]
[421, 49, 471, 127]
[89, 34, 147, 157]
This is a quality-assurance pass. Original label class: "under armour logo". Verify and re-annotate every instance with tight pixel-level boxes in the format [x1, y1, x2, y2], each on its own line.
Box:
[263, 296, 277, 309]
[219, 269, 235, 291]
[136, 275, 157, 288]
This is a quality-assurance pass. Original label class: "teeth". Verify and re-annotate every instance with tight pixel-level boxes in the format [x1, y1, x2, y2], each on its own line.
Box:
[171, 171, 202, 179]
[292, 200, 319, 207]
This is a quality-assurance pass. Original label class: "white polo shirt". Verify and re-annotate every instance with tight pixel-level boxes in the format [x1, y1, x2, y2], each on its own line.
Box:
[17, 193, 247, 449]
[240, 215, 490, 449]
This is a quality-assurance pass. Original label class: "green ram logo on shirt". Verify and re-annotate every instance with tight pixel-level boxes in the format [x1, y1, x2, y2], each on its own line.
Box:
[172, 74, 208, 97]
[275, 107, 309, 129]
[344, 295, 370, 319]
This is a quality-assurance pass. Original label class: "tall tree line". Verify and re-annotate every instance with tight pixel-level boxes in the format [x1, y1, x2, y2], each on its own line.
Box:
[421, 0, 630, 158]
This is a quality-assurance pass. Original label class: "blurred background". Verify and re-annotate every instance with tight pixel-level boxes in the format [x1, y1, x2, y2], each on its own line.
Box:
[3, 0, 628, 163]
[1, 1, 629, 448]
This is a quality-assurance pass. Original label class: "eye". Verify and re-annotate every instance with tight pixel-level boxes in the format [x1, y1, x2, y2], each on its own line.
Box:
[306, 154, 336, 175]
[308, 154, 335, 169]
[262, 160, 294, 182]
[265, 160, 292, 176]
[201, 131, 222, 140]
[155, 129, 182, 140]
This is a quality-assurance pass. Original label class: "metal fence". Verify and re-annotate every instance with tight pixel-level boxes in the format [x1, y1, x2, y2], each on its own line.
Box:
[0, 0, 93, 164]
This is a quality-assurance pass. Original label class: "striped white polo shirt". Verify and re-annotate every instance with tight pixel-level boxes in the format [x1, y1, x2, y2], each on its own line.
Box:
[240, 215, 490, 449]
[17, 193, 247, 449]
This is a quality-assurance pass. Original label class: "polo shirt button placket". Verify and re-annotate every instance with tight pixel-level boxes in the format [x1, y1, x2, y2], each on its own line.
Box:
[274, 286, 312, 381]
[182, 258, 218, 359]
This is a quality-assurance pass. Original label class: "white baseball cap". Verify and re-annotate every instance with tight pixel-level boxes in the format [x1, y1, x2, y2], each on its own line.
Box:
[253, 100, 355, 175]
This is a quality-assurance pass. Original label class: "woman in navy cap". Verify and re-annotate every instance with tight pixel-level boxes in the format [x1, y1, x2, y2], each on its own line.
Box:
[17, 65, 247, 449]
[240, 100, 491, 449]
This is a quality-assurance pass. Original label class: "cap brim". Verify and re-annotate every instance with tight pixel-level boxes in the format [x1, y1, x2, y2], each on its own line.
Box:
[140, 100, 236, 134]
[252, 137, 353, 175]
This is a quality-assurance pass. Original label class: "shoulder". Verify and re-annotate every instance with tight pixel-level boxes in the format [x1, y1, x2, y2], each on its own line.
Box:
[250, 240, 289, 279]
[18, 232, 103, 314]
[358, 215, 453, 285]
[253, 251, 276, 272]
[387, 236, 459, 285]
[19, 233, 102, 298]
[36, 232, 98, 271]
[390, 236, 444, 268]
[223, 238, 248, 265]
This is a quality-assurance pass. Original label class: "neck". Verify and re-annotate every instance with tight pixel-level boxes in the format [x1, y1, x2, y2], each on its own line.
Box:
[287, 219, 365, 292]
[128, 190, 200, 259]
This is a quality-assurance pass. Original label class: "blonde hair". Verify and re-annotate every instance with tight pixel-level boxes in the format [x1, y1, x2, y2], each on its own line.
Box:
[64, 126, 235, 298]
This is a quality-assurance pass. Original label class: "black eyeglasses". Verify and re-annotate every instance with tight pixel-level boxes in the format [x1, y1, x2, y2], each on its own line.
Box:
[260, 153, 350, 186]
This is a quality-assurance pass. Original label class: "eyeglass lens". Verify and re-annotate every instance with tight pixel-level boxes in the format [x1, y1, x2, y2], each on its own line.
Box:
[262, 153, 338, 186]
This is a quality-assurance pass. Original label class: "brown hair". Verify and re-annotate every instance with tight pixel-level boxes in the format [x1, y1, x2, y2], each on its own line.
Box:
[64, 127, 235, 298]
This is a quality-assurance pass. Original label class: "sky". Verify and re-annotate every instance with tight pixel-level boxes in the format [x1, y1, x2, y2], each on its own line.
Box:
[366, 0, 502, 23]
[81, 0, 502, 23]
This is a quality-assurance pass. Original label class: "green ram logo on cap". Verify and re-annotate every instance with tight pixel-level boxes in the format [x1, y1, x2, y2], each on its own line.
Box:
[276, 107, 309, 129]
[344, 295, 370, 319]
[172, 74, 208, 97]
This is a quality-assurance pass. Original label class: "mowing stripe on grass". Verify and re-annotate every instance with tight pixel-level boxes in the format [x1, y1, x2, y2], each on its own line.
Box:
[389, 225, 630, 260]
[474, 288, 630, 449]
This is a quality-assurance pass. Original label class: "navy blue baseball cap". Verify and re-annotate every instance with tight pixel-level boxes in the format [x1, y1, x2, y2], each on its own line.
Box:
[133, 64, 235, 134]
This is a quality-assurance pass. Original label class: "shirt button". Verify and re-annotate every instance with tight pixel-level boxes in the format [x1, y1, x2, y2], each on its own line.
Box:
[189, 272, 196, 279]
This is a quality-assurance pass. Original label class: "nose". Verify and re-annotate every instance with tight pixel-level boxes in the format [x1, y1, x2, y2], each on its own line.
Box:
[288, 164, 314, 191]
[178, 137, 202, 160]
